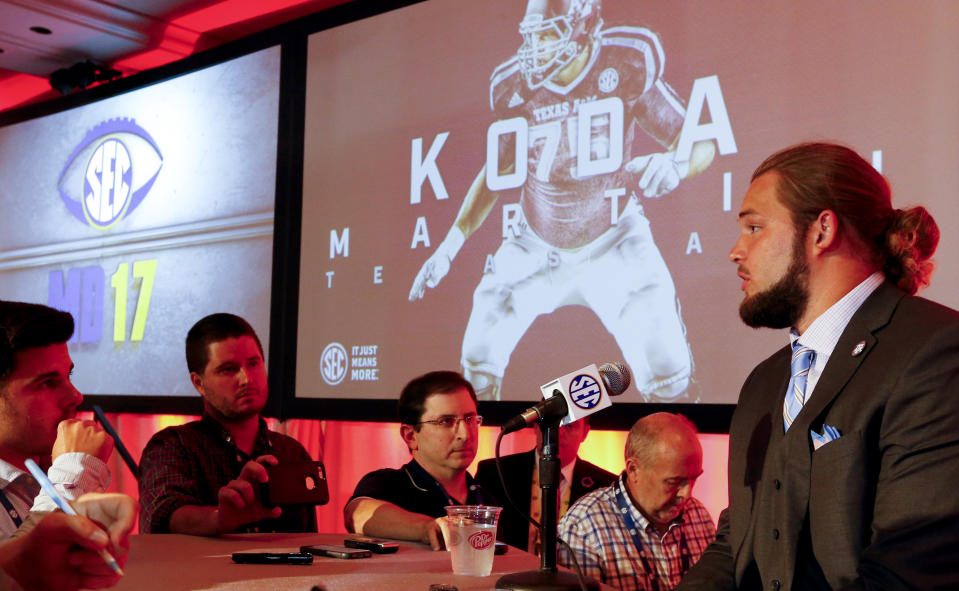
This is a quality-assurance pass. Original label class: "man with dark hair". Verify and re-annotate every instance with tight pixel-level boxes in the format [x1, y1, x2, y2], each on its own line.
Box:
[476, 417, 616, 552]
[0, 300, 114, 539]
[559, 412, 715, 590]
[138, 313, 317, 535]
[676, 142, 959, 590]
[344, 371, 495, 549]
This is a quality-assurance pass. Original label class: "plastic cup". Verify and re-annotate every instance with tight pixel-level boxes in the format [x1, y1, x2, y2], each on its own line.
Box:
[445, 505, 502, 576]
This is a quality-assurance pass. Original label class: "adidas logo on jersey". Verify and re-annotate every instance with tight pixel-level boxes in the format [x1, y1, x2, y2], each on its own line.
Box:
[508, 92, 525, 108]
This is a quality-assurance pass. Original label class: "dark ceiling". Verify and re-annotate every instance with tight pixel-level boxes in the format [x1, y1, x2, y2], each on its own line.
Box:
[0, 0, 353, 112]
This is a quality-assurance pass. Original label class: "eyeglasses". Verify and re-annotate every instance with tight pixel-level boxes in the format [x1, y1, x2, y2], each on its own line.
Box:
[417, 414, 483, 429]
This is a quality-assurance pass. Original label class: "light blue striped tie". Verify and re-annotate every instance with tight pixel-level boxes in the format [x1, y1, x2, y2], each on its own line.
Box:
[783, 342, 815, 431]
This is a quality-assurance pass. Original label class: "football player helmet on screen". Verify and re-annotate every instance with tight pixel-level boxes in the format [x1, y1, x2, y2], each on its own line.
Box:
[518, 0, 602, 89]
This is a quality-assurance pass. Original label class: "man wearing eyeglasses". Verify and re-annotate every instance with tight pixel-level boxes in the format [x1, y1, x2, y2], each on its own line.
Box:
[344, 371, 496, 550]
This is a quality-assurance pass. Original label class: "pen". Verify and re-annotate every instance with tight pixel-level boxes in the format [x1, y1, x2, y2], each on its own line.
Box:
[92, 405, 139, 479]
[23, 459, 124, 576]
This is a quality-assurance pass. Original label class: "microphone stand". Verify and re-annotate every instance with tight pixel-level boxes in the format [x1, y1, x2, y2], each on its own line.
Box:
[496, 417, 600, 591]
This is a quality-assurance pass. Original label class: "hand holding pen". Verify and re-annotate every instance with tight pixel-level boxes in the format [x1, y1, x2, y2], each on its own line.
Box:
[23, 460, 136, 578]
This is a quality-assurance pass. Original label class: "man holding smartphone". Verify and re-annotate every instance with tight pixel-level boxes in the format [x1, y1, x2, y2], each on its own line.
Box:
[138, 313, 317, 535]
[344, 371, 495, 550]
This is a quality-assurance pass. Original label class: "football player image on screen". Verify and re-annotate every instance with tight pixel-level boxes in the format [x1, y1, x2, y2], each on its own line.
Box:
[409, 0, 715, 401]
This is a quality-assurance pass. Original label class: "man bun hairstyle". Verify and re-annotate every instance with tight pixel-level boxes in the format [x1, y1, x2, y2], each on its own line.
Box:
[752, 142, 938, 295]
[883, 206, 939, 295]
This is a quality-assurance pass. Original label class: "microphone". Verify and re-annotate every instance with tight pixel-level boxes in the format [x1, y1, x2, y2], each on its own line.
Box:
[501, 362, 631, 434]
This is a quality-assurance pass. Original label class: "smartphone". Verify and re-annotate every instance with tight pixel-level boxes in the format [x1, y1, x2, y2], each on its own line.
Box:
[300, 544, 372, 559]
[344, 536, 400, 554]
[494, 541, 509, 555]
[231, 552, 314, 565]
[262, 461, 330, 507]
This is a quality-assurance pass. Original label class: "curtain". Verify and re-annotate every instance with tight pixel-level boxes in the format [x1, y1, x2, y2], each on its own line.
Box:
[88, 412, 729, 534]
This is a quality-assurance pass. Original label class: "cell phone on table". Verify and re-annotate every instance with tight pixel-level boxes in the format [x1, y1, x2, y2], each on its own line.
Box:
[344, 536, 400, 553]
[231, 552, 314, 565]
[261, 460, 330, 507]
[300, 544, 372, 559]
[494, 541, 509, 555]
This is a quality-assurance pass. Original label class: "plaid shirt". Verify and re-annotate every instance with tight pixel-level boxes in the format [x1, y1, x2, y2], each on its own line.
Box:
[138, 414, 317, 533]
[558, 475, 716, 591]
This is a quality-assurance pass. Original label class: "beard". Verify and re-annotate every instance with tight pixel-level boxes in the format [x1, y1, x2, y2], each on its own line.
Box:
[739, 246, 810, 329]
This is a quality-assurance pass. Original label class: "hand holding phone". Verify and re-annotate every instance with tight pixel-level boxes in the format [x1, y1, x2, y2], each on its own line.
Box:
[231, 552, 313, 565]
[344, 536, 400, 554]
[262, 461, 330, 507]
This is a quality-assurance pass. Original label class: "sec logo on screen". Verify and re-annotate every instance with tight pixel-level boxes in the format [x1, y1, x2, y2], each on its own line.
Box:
[321, 342, 348, 385]
[57, 118, 163, 230]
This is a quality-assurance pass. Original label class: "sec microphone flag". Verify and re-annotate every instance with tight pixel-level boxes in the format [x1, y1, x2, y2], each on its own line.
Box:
[540, 363, 615, 426]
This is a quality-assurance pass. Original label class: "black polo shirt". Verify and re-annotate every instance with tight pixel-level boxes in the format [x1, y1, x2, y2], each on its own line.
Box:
[350, 459, 495, 518]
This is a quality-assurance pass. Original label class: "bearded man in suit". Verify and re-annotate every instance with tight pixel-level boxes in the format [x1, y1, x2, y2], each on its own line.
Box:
[676, 142, 959, 591]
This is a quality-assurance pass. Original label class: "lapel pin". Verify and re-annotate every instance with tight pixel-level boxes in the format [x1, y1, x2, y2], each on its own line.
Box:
[851, 341, 866, 356]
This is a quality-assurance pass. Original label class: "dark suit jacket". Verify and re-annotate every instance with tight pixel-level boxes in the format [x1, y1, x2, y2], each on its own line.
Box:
[677, 282, 959, 591]
[476, 450, 617, 550]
